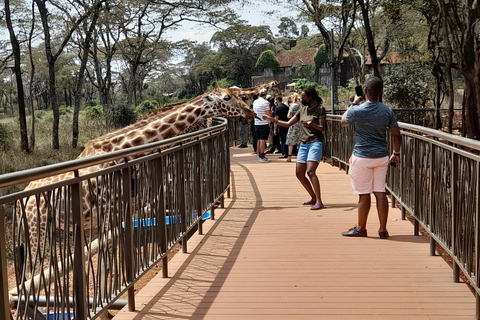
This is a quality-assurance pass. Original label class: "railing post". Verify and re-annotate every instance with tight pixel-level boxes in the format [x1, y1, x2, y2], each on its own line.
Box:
[195, 144, 203, 235]
[0, 205, 12, 320]
[72, 176, 88, 319]
[122, 166, 135, 311]
[179, 149, 188, 254]
[157, 156, 168, 278]
[451, 152, 460, 283]
[430, 237, 436, 256]
[209, 138, 215, 221]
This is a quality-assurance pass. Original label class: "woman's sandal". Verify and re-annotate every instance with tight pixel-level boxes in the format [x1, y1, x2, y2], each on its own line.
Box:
[303, 199, 316, 205]
[310, 202, 325, 210]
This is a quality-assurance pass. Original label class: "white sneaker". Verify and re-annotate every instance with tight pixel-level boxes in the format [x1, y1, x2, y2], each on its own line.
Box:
[258, 157, 271, 163]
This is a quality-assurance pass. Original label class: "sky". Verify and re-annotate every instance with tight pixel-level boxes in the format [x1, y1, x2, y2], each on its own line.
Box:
[165, 0, 300, 44]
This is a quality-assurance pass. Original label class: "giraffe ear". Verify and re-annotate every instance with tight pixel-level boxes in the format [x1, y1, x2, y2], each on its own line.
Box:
[212, 82, 219, 89]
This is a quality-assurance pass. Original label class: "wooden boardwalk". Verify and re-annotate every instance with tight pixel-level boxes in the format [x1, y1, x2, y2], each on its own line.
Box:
[114, 147, 476, 320]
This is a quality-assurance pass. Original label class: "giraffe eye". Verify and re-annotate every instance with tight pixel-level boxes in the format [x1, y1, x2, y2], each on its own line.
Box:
[204, 95, 213, 102]
[223, 95, 231, 101]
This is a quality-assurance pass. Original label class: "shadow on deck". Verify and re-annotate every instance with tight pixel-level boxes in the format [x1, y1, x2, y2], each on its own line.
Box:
[113, 147, 476, 320]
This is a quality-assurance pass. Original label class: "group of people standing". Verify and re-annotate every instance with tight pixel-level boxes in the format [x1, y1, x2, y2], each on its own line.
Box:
[238, 77, 402, 239]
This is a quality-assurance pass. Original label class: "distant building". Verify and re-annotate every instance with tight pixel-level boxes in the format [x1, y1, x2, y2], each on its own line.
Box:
[252, 46, 401, 90]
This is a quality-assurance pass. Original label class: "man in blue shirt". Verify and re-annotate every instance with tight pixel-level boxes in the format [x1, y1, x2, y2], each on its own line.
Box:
[340, 76, 402, 239]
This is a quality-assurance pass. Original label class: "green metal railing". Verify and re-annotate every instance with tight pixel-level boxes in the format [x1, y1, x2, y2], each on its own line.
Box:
[326, 115, 480, 318]
[0, 117, 231, 320]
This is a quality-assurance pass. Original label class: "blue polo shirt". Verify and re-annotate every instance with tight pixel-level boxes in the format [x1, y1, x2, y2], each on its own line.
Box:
[344, 101, 398, 158]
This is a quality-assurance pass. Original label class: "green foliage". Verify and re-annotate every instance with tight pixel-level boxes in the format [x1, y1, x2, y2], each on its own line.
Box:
[0, 123, 12, 151]
[255, 50, 279, 69]
[84, 105, 104, 121]
[314, 44, 329, 67]
[294, 78, 319, 90]
[211, 79, 235, 89]
[35, 110, 49, 119]
[277, 17, 299, 38]
[383, 63, 435, 109]
[106, 104, 137, 129]
[59, 106, 73, 116]
[135, 100, 160, 117]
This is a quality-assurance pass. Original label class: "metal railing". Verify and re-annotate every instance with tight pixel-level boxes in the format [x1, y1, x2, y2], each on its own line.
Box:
[0, 117, 231, 320]
[325, 115, 480, 318]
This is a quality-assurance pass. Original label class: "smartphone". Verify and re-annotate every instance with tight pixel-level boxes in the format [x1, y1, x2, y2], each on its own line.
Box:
[355, 85, 364, 98]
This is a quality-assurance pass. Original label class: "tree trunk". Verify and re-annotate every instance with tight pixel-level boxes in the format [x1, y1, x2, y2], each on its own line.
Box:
[73, 8, 101, 148]
[5, 0, 29, 152]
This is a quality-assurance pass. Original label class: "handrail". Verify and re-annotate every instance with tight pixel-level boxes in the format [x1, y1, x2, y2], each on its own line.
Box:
[0, 117, 231, 319]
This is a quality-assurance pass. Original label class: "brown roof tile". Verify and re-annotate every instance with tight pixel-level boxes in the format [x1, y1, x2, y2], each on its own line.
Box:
[276, 48, 317, 67]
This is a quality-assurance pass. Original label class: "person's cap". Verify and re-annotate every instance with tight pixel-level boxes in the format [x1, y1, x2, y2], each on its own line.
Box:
[259, 88, 267, 95]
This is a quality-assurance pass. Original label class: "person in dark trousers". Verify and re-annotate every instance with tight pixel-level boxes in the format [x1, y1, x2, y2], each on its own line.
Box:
[340, 76, 402, 239]
[273, 96, 290, 158]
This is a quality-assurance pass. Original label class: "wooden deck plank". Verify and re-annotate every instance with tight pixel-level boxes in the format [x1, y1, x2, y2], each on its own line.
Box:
[114, 147, 476, 320]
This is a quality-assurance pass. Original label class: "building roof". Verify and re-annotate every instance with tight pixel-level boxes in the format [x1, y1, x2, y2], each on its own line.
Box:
[365, 52, 402, 65]
[276, 48, 317, 67]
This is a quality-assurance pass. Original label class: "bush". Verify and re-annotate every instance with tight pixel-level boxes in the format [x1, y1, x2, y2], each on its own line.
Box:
[84, 105, 104, 121]
[59, 106, 73, 116]
[106, 104, 137, 129]
[0, 124, 11, 151]
[383, 63, 435, 109]
[294, 78, 319, 90]
[134, 100, 159, 117]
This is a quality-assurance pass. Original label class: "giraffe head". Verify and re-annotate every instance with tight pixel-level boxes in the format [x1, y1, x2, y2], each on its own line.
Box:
[200, 83, 256, 120]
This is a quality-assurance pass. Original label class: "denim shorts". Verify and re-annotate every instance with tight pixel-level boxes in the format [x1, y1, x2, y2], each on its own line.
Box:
[296, 141, 323, 163]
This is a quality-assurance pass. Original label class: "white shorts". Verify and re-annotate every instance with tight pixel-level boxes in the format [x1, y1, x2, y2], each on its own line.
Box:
[349, 155, 389, 194]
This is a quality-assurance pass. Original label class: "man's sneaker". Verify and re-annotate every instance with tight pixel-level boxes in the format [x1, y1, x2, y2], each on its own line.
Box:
[258, 157, 271, 163]
[341, 226, 367, 237]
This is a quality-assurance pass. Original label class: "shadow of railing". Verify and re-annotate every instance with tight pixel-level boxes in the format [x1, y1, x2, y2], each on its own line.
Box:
[325, 115, 480, 318]
[0, 117, 231, 320]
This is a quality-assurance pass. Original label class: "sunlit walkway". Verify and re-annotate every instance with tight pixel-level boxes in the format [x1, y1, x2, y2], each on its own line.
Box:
[114, 147, 476, 320]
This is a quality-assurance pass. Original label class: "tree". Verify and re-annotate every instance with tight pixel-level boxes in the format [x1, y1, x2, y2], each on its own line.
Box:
[255, 50, 279, 69]
[34, 0, 98, 149]
[4, 0, 29, 152]
[299, 0, 356, 104]
[210, 23, 274, 87]
[435, 0, 480, 139]
[277, 17, 299, 38]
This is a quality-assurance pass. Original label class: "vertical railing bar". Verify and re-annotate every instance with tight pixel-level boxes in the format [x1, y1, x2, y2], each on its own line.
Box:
[156, 156, 168, 278]
[452, 152, 460, 282]
[122, 164, 135, 311]
[413, 138, 419, 236]
[195, 143, 203, 235]
[72, 171, 88, 319]
[0, 205, 12, 320]
[179, 149, 188, 254]
[429, 142, 436, 256]
[209, 138, 215, 221]
[475, 160, 480, 319]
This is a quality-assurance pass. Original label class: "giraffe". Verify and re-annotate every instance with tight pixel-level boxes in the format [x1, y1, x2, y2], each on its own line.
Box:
[229, 80, 281, 98]
[17, 83, 256, 273]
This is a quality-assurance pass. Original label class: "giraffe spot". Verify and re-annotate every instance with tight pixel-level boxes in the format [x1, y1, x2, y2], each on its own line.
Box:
[187, 115, 196, 123]
[194, 109, 202, 116]
[163, 128, 176, 138]
[131, 137, 145, 146]
[143, 129, 157, 140]
[184, 107, 194, 114]
[166, 116, 176, 124]
[122, 142, 133, 149]
[178, 114, 187, 121]
[175, 122, 188, 131]
[111, 136, 125, 144]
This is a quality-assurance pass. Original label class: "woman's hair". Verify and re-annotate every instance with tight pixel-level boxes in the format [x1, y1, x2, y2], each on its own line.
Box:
[303, 86, 323, 104]
[287, 93, 300, 105]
